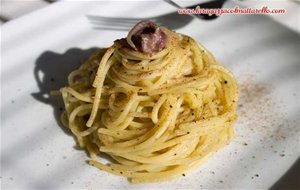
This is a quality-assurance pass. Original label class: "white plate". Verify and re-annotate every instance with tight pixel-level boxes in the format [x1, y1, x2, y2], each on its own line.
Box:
[1, 1, 299, 189]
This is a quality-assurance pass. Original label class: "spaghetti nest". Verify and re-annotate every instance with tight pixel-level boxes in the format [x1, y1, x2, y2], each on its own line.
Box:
[60, 26, 238, 183]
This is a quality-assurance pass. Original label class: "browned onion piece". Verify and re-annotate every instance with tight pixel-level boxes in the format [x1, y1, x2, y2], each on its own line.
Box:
[126, 20, 167, 55]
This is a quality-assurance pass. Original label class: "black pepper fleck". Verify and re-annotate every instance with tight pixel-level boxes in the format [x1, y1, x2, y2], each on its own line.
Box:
[182, 173, 186, 176]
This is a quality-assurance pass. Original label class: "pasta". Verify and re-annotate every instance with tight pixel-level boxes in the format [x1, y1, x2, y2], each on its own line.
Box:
[59, 21, 238, 183]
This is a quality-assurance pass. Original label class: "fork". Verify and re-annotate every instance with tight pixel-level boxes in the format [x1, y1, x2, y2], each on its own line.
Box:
[87, 0, 228, 30]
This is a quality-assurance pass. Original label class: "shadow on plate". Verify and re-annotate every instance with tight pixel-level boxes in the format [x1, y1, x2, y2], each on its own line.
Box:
[31, 47, 99, 135]
[31, 48, 127, 187]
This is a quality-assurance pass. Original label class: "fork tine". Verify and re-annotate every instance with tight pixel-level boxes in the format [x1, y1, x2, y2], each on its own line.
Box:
[92, 26, 131, 31]
[87, 15, 143, 24]
[89, 20, 134, 27]
[87, 15, 161, 31]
